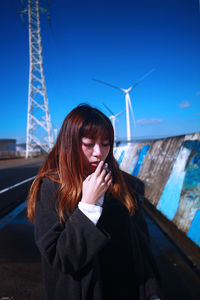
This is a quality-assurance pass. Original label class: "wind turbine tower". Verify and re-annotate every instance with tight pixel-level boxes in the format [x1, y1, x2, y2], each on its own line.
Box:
[93, 69, 154, 143]
[103, 103, 125, 143]
[18, 0, 54, 158]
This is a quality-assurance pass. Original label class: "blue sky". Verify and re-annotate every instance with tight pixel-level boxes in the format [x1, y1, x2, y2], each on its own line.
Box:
[0, 0, 200, 143]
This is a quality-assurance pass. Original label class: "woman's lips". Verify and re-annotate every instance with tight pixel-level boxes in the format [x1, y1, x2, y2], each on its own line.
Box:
[91, 162, 100, 167]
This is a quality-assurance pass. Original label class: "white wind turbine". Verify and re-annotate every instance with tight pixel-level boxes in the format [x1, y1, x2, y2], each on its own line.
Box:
[93, 69, 155, 143]
[103, 103, 125, 142]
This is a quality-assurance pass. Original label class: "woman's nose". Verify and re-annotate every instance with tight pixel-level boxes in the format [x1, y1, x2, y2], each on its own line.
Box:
[93, 144, 102, 156]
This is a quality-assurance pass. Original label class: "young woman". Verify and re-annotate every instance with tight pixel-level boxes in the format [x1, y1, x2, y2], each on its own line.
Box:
[27, 104, 162, 300]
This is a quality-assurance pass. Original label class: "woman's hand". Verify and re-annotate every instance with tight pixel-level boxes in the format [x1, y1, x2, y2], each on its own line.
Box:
[81, 161, 112, 205]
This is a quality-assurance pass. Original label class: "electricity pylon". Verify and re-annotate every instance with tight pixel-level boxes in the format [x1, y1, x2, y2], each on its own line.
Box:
[18, 0, 54, 158]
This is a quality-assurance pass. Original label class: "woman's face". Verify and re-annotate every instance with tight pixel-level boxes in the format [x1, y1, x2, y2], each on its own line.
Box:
[81, 137, 111, 175]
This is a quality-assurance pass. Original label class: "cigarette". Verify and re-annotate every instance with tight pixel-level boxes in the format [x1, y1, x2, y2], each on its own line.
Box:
[98, 163, 110, 173]
[97, 162, 110, 173]
[102, 165, 110, 173]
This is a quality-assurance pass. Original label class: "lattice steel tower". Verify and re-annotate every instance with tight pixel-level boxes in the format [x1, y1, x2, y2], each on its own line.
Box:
[19, 0, 54, 158]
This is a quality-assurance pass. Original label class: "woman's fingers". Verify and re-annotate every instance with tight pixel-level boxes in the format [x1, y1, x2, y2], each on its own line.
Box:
[98, 162, 109, 179]
[104, 171, 112, 183]
[84, 174, 92, 182]
[82, 163, 112, 204]
[95, 161, 104, 176]
[87, 161, 111, 188]
[107, 177, 112, 187]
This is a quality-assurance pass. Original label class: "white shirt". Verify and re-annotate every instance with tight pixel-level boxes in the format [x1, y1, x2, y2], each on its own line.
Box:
[78, 195, 104, 225]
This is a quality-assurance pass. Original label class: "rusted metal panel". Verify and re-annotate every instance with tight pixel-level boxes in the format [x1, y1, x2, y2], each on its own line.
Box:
[0, 139, 16, 152]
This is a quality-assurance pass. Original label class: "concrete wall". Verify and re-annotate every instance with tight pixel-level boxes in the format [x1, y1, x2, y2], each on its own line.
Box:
[114, 132, 200, 249]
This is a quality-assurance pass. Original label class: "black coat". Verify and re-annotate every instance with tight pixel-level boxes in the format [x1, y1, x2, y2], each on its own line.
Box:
[34, 173, 162, 300]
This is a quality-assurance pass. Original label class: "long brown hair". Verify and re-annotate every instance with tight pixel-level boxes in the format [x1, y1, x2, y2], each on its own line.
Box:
[27, 104, 137, 223]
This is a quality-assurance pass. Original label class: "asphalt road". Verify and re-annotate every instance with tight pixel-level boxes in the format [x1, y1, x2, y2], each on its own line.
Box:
[0, 159, 200, 300]
[0, 158, 43, 218]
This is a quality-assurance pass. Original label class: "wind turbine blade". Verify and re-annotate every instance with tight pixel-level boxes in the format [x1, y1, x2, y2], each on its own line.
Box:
[127, 94, 136, 127]
[93, 78, 123, 92]
[136, 68, 155, 85]
[115, 109, 125, 118]
[129, 68, 155, 91]
[103, 103, 114, 115]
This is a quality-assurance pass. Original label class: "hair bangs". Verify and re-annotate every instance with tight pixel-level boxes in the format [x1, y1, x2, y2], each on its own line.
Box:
[81, 121, 111, 141]
[80, 115, 113, 144]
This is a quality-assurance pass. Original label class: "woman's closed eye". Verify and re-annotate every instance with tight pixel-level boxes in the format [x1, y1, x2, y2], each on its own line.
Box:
[82, 143, 109, 148]
[83, 143, 94, 148]
[82, 140, 110, 148]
